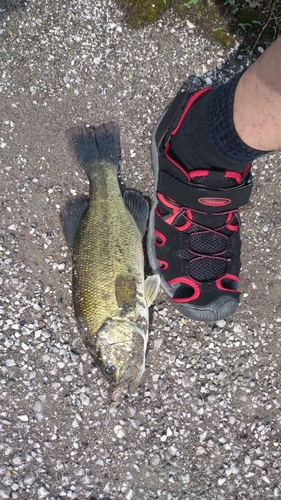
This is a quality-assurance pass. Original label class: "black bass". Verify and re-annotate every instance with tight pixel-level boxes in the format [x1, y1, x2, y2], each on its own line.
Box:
[62, 123, 160, 399]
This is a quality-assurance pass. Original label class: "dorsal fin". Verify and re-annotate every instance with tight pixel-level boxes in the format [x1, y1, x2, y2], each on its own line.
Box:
[123, 189, 149, 236]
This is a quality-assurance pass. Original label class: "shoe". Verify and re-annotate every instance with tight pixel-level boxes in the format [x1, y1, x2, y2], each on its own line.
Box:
[147, 88, 253, 321]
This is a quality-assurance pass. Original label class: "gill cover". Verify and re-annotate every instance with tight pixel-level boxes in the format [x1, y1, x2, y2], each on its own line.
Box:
[94, 319, 147, 386]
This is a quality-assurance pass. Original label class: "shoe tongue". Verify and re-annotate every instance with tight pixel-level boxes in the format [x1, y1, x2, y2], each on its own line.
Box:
[191, 169, 239, 189]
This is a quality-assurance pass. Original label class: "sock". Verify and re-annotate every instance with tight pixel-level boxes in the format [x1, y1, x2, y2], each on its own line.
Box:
[170, 71, 267, 176]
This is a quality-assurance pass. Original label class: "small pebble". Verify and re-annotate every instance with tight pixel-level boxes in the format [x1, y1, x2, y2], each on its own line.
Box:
[151, 454, 160, 466]
[114, 425, 125, 438]
[38, 486, 50, 498]
[17, 415, 28, 422]
[24, 472, 36, 485]
[216, 320, 226, 328]
[0, 487, 10, 499]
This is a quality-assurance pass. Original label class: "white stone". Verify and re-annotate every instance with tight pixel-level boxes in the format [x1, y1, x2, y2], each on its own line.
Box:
[80, 393, 90, 406]
[12, 456, 22, 465]
[38, 486, 49, 498]
[168, 446, 177, 456]
[254, 459, 265, 468]
[233, 324, 242, 334]
[114, 425, 125, 438]
[72, 418, 79, 428]
[0, 487, 10, 499]
[182, 473, 190, 483]
[24, 472, 36, 485]
[34, 401, 42, 412]
[196, 446, 206, 455]
[186, 20, 195, 29]
[18, 414, 28, 422]
[6, 359, 16, 367]
[151, 455, 160, 466]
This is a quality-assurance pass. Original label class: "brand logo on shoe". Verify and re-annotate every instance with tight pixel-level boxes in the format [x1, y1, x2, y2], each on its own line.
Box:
[198, 197, 231, 207]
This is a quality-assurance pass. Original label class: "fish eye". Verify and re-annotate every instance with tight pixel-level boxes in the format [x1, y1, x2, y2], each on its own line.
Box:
[104, 364, 116, 376]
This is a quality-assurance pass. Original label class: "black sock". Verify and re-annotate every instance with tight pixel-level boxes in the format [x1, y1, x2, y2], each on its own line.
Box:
[170, 71, 267, 175]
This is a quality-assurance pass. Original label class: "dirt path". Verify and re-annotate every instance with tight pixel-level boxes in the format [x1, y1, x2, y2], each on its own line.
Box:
[1, 1, 281, 499]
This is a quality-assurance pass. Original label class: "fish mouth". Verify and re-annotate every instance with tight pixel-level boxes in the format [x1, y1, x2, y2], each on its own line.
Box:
[111, 377, 140, 401]
[111, 382, 129, 401]
[110, 359, 145, 400]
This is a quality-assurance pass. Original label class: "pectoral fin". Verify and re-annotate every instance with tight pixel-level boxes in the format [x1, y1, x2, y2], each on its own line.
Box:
[144, 275, 160, 308]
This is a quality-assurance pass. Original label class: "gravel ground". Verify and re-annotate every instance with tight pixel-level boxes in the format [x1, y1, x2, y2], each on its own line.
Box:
[1, 1, 281, 499]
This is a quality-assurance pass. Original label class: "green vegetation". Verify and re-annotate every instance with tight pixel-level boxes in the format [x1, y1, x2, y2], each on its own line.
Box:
[214, 27, 232, 48]
[222, 0, 281, 55]
[183, 0, 211, 7]
[115, 0, 167, 29]
[116, 0, 281, 57]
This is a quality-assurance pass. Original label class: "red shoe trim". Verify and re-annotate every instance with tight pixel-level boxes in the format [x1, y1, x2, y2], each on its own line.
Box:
[189, 170, 210, 179]
[175, 219, 192, 231]
[221, 165, 252, 185]
[171, 88, 212, 135]
[163, 143, 213, 184]
[157, 193, 183, 224]
[155, 206, 162, 217]
[157, 193, 192, 230]
[225, 171, 242, 184]
[168, 277, 201, 303]
[157, 259, 168, 271]
[154, 228, 166, 246]
[243, 164, 252, 176]
[225, 212, 239, 231]
[216, 274, 239, 292]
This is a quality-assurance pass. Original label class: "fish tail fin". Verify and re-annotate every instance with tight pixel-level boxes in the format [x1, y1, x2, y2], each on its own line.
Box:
[66, 122, 120, 176]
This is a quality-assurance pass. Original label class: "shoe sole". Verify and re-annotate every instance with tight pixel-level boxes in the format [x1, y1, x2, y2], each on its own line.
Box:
[147, 107, 239, 322]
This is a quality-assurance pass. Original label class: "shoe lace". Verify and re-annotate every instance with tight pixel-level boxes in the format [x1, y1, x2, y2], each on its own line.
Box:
[175, 206, 239, 281]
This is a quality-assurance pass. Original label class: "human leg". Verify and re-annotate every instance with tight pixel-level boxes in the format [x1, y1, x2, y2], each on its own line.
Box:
[234, 36, 281, 151]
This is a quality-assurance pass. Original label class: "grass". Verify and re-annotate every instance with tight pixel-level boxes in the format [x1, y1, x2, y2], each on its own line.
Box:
[116, 0, 281, 57]
[220, 0, 281, 55]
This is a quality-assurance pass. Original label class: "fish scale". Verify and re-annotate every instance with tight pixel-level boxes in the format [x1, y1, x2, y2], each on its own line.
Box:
[73, 162, 145, 338]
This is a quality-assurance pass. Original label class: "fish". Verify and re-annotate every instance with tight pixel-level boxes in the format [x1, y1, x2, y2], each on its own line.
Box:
[61, 122, 160, 399]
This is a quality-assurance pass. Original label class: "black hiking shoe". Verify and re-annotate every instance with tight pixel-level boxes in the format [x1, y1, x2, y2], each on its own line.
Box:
[147, 88, 253, 321]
